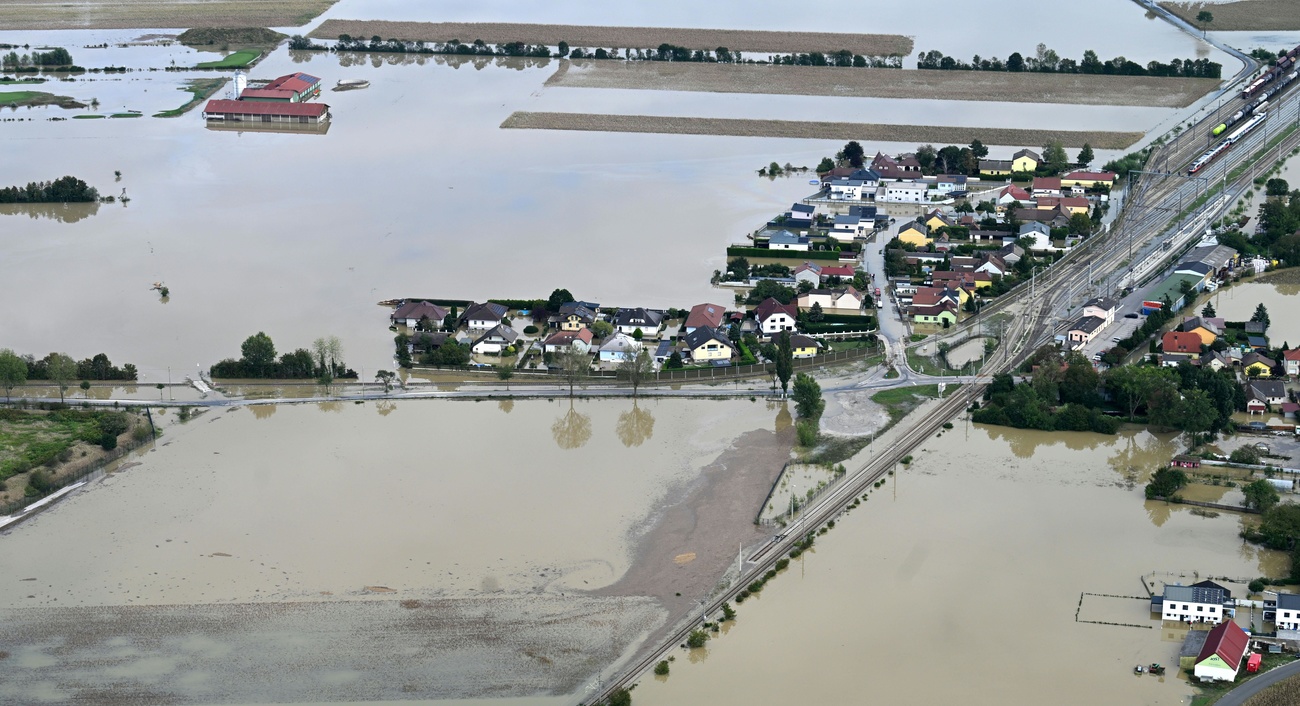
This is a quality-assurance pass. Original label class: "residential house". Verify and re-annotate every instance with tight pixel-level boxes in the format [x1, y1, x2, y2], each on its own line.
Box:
[1015, 205, 1072, 228]
[935, 175, 968, 194]
[1012, 148, 1041, 173]
[904, 251, 948, 269]
[1171, 455, 1202, 469]
[598, 333, 641, 362]
[1243, 352, 1277, 378]
[1035, 195, 1090, 214]
[997, 243, 1025, 266]
[543, 328, 594, 354]
[652, 339, 681, 366]
[557, 301, 597, 331]
[897, 221, 932, 247]
[1067, 316, 1107, 347]
[910, 286, 962, 325]
[684, 303, 727, 334]
[1193, 620, 1250, 683]
[788, 202, 815, 227]
[1200, 349, 1232, 372]
[1178, 316, 1222, 345]
[391, 300, 449, 329]
[684, 326, 734, 363]
[1060, 170, 1117, 190]
[1160, 353, 1194, 368]
[1248, 335, 1270, 350]
[754, 297, 798, 335]
[817, 264, 857, 283]
[996, 184, 1032, 208]
[238, 72, 323, 103]
[870, 152, 922, 181]
[882, 181, 929, 203]
[1275, 592, 1300, 631]
[614, 307, 663, 337]
[1031, 177, 1062, 198]
[978, 158, 1013, 175]
[1082, 297, 1120, 326]
[798, 287, 865, 313]
[924, 209, 956, 232]
[828, 177, 867, 201]
[1018, 221, 1053, 251]
[470, 323, 519, 355]
[768, 230, 811, 251]
[1156, 581, 1231, 624]
[830, 212, 868, 242]
[1246, 380, 1285, 415]
[408, 331, 450, 356]
[972, 271, 993, 288]
[948, 255, 979, 271]
[463, 301, 509, 330]
[891, 278, 918, 296]
[930, 270, 974, 290]
[1245, 321, 1268, 335]
[793, 262, 823, 287]
[788, 333, 822, 359]
[1161, 331, 1202, 354]
[1285, 349, 1300, 377]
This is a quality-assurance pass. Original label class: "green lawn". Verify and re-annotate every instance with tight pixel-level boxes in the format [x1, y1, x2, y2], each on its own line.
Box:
[110, 112, 142, 118]
[871, 384, 952, 425]
[195, 50, 261, 69]
[153, 77, 227, 118]
[0, 90, 45, 104]
[72, 114, 104, 119]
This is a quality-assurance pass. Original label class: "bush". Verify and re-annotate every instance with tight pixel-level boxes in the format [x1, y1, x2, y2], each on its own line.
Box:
[775, 558, 789, 571]
[523, 325, 539, 334]
[100, 432, 117, 450]
[1231, 446, 1262, 465]
[1145, 467, 1187, 499]
[27, 469, 55, 494]
[97, 411, 130, 437]
[1249, 578, 1266, 593]
[131, 425, 151, 442]
[796, 420, 818, 446]
[686, 628, 709, 648]
[654, 660, 669, 676]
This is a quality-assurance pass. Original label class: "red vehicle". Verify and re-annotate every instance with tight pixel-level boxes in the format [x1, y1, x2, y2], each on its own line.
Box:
[874, 287, 882, 297]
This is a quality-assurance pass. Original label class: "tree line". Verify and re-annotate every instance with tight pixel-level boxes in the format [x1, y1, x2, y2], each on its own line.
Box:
[0, 350, 139, 403]
[1217, 186, 1300, 267]
[1, 46, 72, 68]
[916, 44, 1221, 78]
[209, 332, 357, 382]
[828, 139, 1092, 177]
[0, 176, 98, 203]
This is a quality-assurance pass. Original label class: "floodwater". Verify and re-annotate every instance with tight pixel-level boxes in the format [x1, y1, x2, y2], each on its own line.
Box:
[631, 422, 1286, 706]
[1208, 278, 1300, 346]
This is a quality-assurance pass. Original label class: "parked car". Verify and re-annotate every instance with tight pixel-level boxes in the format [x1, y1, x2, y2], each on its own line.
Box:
[1124, 313, 1139, 319]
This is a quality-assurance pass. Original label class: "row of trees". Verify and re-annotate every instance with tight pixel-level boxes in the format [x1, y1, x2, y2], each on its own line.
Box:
[1218, 187, 1300, 267]
[209, 332, 356, 382]
[828, 139, 1092, 176]
[916, 45, 1221, 78]
[1, 47, 72, 68]
[0, 176, 98, 203]
[0, 350, 138, 403]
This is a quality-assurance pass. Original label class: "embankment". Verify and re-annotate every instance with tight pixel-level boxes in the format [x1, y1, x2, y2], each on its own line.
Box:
[501, 111, 1146, 149]
[548, 61, 1219, 108]
[310, 20, 913, 56]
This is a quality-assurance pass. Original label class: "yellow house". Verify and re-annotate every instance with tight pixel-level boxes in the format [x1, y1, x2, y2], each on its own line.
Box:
[1012, 148, 1040, 173]
[1060, 171, 1117, 189]
[1245, 359, 1272, 377]
[898, 222, 932, 247]
[924, 211, 955, 232]
[558, 303, 596, 331]
[978, 159, 1013, 176]
[685, 327, 733, 362]
[1186, 326, 1217, 346]
[789, 333, 821, 359]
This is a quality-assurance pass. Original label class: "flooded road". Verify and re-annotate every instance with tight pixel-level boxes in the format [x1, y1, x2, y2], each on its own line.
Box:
[629, 422, 1285, 706]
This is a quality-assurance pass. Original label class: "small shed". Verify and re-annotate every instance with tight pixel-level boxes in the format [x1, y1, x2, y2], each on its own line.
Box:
[1171, 455, 1201, 469]
[1246, 653, 1262, 673]
[1180, 629, 1210, 670]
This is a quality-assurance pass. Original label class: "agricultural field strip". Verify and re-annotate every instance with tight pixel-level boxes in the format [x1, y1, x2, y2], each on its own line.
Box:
[1161, 1, 1300, 31]
[309, 20, 913, 56]
[548, 61, 1219, 108]
[0, 0, 339, 31]
[500, 112, 1144, 149]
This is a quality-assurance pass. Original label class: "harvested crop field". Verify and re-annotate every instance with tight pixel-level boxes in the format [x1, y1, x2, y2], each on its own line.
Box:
[1162, 1, 1300, 31]
[310, 20, 914, 56]
[547, 61, 1220, 108]
[0, 596, 664, 703]
[501, 112, 1144, 149]
[0, 0, 338, 31]
[1244, 672, 1300, 706]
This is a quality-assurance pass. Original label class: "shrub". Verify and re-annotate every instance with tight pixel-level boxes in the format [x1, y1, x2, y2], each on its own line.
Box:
[901, 455, 913, 464]
[131, 425, 151, 442]
[1230, 446, 1261, 465]
[100, 433, 117, 450]
[748, 581, 764, 593]
[96, 411, 130, 437]
[942, 422, 953, 429]
[686, 628, 709, 648]
[721, 602, 736, 621]
[654, 660, 669, 676]
[1249, 578, 1266, 593]
[27, 469, 55, 494]
[178, 406, 192, 421]
[796, 420, 818, 446]
[523, 325, 539, 334]
[775, 558, 789, 571]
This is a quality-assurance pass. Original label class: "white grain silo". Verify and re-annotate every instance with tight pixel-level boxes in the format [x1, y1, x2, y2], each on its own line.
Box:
[232, 71, 247, 98]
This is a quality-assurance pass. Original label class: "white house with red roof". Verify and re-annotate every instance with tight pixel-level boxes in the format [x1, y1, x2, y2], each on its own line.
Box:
[1284, 349, 1300, 377]
[754, 298, 797, 335]
[996, 184, 1032, 208]
[684, 303, 727, 334]
[1031, 177, 1062, 198]
[1193, 620, 1250, 682]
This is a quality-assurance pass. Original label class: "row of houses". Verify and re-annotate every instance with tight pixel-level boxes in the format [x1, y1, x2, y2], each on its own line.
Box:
[1153, 580, 1300, 683]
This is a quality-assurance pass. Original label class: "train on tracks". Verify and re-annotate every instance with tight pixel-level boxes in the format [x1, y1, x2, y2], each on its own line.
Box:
[1189, 113, 1268, 175]
[1241, 44, 1300, 99]
[1214, 69, 1297, 136]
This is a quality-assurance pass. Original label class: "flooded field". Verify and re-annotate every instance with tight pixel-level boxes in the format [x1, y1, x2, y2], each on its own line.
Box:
[1209, 278, 1300, 345]
[630, 422, 1287, 706]
[0, 397, 791, 702]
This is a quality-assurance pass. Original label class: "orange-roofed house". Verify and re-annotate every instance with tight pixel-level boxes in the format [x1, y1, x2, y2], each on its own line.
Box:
[1161, 331, 1202, 354]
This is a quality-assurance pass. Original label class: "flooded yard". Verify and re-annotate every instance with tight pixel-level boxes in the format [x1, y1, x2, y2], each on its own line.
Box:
[1208, 277, 1300, 345]
[630, 422, 1286, 706]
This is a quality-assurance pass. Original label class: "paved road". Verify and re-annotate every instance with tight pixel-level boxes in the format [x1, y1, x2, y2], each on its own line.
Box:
[1214, 659, 1300, 706]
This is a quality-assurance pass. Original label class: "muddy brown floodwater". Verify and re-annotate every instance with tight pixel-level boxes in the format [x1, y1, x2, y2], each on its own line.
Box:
[0, 398, 792, 704]
[631, 421, 1286, 706]
[1207, 279, 1300, 347]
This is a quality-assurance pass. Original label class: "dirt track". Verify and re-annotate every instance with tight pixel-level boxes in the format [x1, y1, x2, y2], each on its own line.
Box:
[310, 20, 913, 56]
[501, 111, 1145, 149]
[548, 60, 1219, 108]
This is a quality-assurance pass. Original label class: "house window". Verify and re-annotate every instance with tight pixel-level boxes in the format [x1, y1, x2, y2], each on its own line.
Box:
[1197, 606, 1203, 612]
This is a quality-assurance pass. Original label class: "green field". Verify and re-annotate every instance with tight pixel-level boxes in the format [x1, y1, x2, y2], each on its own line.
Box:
[110, 112, 142, 118]
[153, 77, 228, 118]
[195, 50, 261, 69]
[0, 90, 45, 104]
[72, 114, 105, 119]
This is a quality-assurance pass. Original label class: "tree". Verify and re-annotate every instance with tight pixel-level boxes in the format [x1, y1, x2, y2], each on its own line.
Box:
[666, 351, 684, 369]
[1145, 467, 1187, 499]
[0, 348, 26, 402]
[1176, 388, 1218, 443]
[969, 138, 988, 158]
[1196, 10, 1213, 24]
[241, 332, 277, 374]
[1006, 51, 1025, 72]
[591, 320, 614, 339]
[792, 372, 824, 419]
[556, 349, 590, 397]
[375, 370, 397, 392]
[746, 279, 796, 305]
[1042, 141, 1070, 174]
[809, 301, 825, 322]
[495, 365, 514, 390]
[915, 144, 937, 173]
[686, 628, 709, 648]
[1105, 365, 1176, 420]
[312, 335, 344, 375]
[841, 140, 865, 168]
[80, 380, 91, 397]
[1077, 143, 1094, 167]
[775, 332, 794, 395]
[1059, 352, 1100, 406]
[1251, 303, 1270, 329]
[1067, 212, 1093, 235]
[1244, 479, 1281, 512]
[1202, 302, 1216, 317]
[1231, 446, 1261, 465]
[632, 328, 643, 341]
[46, 352, 76, 403]
[616, 348, 654, 396]
[1266, 178, 1290, 197]
[816, 156, 835, 173]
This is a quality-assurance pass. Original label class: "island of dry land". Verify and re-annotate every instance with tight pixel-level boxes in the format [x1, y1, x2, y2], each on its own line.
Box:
[548, 60, 1220, 108]
[0, 0, 338, 31]
[501, 112, 1144, 149]
[310, 20, 913, 56]
[1162, 0, 1300, 31]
